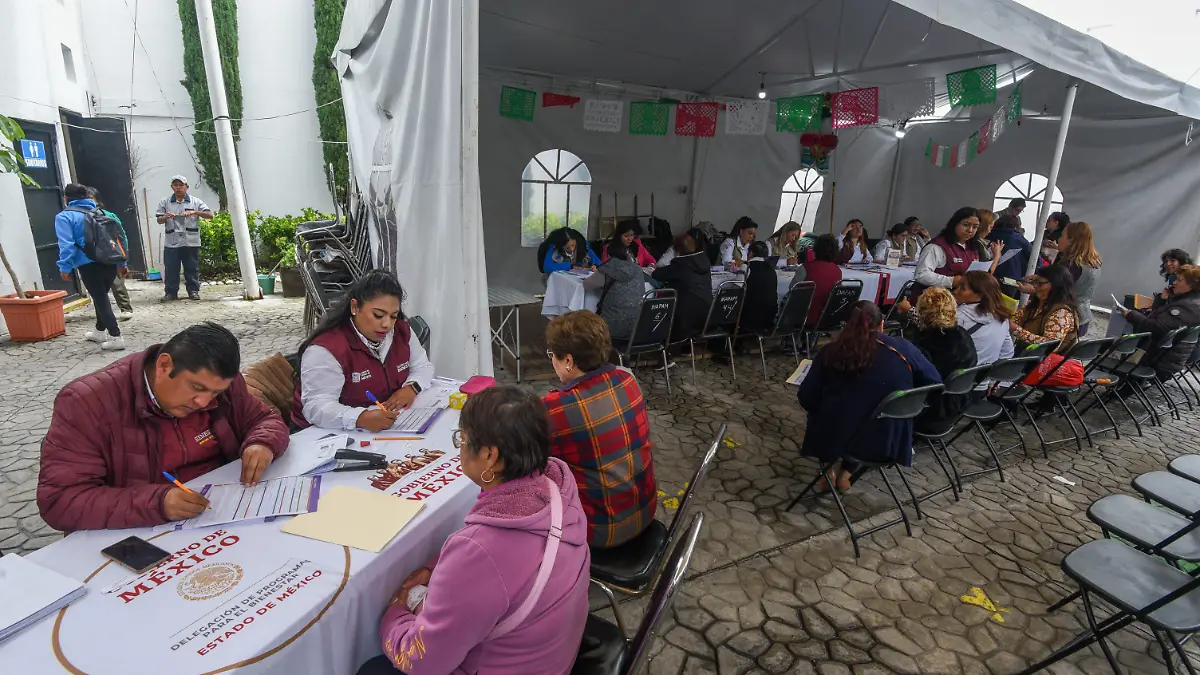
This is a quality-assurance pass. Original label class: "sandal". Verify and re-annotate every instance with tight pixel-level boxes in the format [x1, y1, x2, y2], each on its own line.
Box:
[834, 472, 852, 494]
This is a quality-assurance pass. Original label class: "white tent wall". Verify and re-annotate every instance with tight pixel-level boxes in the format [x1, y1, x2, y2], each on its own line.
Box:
[478, 78, 900, 294]
[337, 0, 491, 380]
[892, 114, 1200, 306]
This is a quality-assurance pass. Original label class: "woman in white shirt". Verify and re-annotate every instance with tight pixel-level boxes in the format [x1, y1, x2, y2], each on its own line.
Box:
[720, 217, 758, 268]
[952, 271, 1014, 365]
[836, 219, 871, 264]
[872, 223, 911, 263]
[293, 270, 435, 432]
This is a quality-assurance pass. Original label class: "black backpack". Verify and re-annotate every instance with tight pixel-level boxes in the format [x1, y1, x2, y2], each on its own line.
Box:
[67, 206, 127, 266]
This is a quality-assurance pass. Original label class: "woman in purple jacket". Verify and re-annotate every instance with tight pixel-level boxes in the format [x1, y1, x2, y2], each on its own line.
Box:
[359, 386, 591, 675]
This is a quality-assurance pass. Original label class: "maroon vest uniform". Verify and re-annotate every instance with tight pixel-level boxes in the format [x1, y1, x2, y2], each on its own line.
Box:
[909, 235, 979, 301]
[292, 321, 413, 429]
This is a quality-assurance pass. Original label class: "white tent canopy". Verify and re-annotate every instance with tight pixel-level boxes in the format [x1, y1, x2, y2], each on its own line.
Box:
[336, 0, 1200, 372]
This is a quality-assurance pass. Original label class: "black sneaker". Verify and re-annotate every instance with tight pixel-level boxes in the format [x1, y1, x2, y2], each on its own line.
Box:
[160, 295, 178, 303]
[188, 292, 201, 301]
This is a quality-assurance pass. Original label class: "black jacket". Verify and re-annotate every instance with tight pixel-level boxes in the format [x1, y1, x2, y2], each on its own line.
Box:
[652, 252, 711, 339]
[913, 325, 978, 432]
[987, 226, 1032, 281]
[1127, 291, 1200, 377]
[742, 260, 779, 333]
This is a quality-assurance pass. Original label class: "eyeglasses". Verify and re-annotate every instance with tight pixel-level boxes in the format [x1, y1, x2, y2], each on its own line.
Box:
[452, 429, 466, 449]
[1028, 278, 1050, 286]
[545, 350, 556, 360]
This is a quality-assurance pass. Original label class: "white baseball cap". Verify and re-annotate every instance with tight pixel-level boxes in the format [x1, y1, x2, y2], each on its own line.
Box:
[170, 175, 189, 185]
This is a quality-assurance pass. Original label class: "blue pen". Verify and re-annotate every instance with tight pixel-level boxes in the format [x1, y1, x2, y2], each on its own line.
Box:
[365, 390, 389, 413]
[162, 471, 197, 495]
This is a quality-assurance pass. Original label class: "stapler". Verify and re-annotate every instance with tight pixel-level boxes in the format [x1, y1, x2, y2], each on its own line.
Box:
[332, 449, 387, 472]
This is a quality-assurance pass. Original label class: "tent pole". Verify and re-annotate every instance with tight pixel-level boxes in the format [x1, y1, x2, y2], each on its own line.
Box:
[883, 135, 904, 234]
[1024, 78, 1078, 279]
[685, 134, 700, 225]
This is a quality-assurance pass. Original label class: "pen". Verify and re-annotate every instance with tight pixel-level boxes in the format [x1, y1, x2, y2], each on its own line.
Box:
[162, 471, 210, 510]
[365, 390, 389, 413]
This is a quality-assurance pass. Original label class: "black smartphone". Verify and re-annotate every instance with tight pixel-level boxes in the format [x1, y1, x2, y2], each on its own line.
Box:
[101, 536, 171, 573]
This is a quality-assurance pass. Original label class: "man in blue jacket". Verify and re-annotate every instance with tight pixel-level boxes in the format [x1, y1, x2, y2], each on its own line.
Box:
[55, 183, 125, 351]
[987, 215, 1033, 298]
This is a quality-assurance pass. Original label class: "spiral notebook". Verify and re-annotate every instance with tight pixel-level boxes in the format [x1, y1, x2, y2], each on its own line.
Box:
[0, 554, 87, 644]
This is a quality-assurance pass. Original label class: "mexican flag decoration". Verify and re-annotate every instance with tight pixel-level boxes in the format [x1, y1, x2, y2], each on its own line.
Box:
[775, 95, 822, 133]
[946, 65, 997, 107]
[629, 102, 670, 136]
[499, 86, 537, 121]
[1006, 84, 1023, 123]
[831, 87, 879, 129]
[925, 139, 951, 168]
[542, 92, 581, 108]
[675, 102, 719, 137]
[925, 82, 1022, 169]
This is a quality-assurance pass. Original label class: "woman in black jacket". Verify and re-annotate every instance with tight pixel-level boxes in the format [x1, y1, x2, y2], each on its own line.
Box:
[651, 231, 712, 340]
[741, 241, 778, 333]
[1122, 264, 1200, 380]
[910, 287, 977, 433]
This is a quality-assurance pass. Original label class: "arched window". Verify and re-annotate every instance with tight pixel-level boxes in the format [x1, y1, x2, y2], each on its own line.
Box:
[521, 149, 592, 247]
[775, 169, 824, 232]
[993, 173, 1065, 241]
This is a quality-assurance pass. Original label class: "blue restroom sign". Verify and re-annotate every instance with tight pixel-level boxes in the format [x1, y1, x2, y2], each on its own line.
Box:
[18, 140, 47, 169]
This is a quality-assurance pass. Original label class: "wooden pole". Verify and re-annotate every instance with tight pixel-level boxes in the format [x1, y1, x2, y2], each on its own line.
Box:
[0, 241, 25, 299]
[142, 187, 154, 268]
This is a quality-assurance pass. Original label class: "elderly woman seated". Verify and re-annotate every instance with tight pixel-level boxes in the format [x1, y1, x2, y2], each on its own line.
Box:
[909, 287, 977, 433]
[542, 310, 657, 549]
[361, 386, 591, 675]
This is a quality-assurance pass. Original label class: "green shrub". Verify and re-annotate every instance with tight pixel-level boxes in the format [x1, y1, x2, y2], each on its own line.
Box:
[197, 209, 335, 280]
[198, 211, 247, 280]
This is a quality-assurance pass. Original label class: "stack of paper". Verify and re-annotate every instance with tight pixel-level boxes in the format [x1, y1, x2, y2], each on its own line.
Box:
[785, 360, 813, 386]
[262, 433, 349, 480]
[175, 475, 322, 530]
[282, 486, 424, 552]
[0, 554, 87, 644]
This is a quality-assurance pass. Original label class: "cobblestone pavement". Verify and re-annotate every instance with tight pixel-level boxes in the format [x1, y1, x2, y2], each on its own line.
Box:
[0, 280, 306, 554]
[3, 291, 1196, 673]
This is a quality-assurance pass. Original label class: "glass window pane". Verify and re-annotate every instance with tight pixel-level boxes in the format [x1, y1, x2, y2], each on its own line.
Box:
[521, 182, 547, 247]
[522, 158, 552, 181]
[521, 149, 591, 247]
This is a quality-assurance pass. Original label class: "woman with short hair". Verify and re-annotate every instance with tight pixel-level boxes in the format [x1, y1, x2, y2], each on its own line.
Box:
[801, 234, 844, 327]
[969, 209, 1003, 273]
[294, 270, 434, 432]
[953, 271, 1014, 365]
[541, 227, 600, 276]
[720, 217, 758, 268]
[542, 311, 656, 549]
[1011, 264, 1079, 352]
[651, 231, 711, 339]
[1122, 265, 1200, 380]
[798, 301, 941, 492]
[837, 219, 871, 264]
[595, 240, 645, 340]
[910, 288, 977, 432]
[873, 223, 911, 263]
[1053, 221, 1103, 336]
[1156, 248, 1193, 307]
[366, 386, 590, 675]
[742, 241, 779, 333]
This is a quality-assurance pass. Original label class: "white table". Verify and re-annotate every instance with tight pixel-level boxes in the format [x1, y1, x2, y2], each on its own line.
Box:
[541, 270, 652, 317]
[488, 286, 542, 381]
[0, 412, 476, 675]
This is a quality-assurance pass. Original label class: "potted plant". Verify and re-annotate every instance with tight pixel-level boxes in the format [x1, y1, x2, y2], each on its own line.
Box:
[276, 243, 304, 297]
[0, 114, 67, 341]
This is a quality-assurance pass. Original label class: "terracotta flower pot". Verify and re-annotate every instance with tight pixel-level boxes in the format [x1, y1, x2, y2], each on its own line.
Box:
[0, 290, 68, 341]
[279, 267, 305, 298]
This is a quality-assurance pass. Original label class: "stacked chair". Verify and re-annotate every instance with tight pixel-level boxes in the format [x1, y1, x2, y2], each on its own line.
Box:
[296, 203, 372, 332]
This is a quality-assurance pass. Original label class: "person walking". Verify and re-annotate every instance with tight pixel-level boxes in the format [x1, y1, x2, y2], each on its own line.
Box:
[155, 175, 212, 302]
[54, 183, 126, 350]
[87, 188, 133, 321]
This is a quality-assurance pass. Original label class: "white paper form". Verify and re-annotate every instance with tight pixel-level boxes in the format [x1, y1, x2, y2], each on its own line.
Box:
[176, 475, 322, 530]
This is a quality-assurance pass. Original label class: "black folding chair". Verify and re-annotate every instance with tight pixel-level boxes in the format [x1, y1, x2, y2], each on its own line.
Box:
[589, 424, 723, 635]
[883, 279, 916, 336]
[751, 282, 815, 378]
[613, 290, 677, 397]
[913, 364, 995, 502]
[572, 514, 704, 675]
[1021, 338, 1116, 454]
[673, 280, 744, 385]
[408, 315, 431, 357]
[1164, 325, 1200, 411]
[1104, 326, 1190, 428]
[803, 279, 864, 356]
[1074, 332, 1151, 438]
[786, 383, 944, 558]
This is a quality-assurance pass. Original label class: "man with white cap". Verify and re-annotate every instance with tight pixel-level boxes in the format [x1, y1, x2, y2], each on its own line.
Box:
[155, 175, 213, 301]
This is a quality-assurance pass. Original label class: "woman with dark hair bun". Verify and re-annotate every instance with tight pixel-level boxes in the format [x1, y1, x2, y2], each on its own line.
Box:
[911, 207, 980, 300]
[797, 301, 940, 493]
[293, 269, 435, 431]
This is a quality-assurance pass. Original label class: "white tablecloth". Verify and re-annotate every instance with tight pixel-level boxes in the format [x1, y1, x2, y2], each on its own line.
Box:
[0, 412, 476, 675]
[541, 270, 652, 317]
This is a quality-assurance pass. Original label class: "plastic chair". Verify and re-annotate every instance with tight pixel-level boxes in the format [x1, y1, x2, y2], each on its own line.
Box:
[589, 424, 723, 636]
[1074, 332, 1151, 439]
[882, 280, 915, 335]
[751, 282, 815, 378]
[786, 383, 945, 559]
[673, 281, 745, 385]
[408, 315, 431, 357]
[612, 290, 677, 397]
[1020, 337, 1116, 454]
[572, 514, 704, 675]
[913, 364, 994, 501]
[803, 279, 864, 356]
[942, 356, 1042, 480]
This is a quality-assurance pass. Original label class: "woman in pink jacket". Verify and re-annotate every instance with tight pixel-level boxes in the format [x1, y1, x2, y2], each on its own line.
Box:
[359, 386, 591, 675]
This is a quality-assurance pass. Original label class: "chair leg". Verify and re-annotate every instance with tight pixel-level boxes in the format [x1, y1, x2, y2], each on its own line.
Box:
[589, 580, 629, 637]
[1045, 589, 1081, 613]
[661, 349, 672, 399]
[1155, 377, 1182, 420]
[938, 438, 964, 495]
[790, 334, 800, 366]
[894, 466, 924, 519]
[1065, 391, 1096, 447]
[1152, 628, 1179, 675]
[825, 474, 861, 559]
[1054, 394, 1084, 453]
[1109, 385, 1143, 436]
[689, 339, 698, 387]
[1168, 631, 1200, 675]
[877, 469, 913, 536]
[1022, 402, 1050, 459]
[726, 337, 737, 380]
[1080, 589, 1124, 675]
[758, 336, 768, 379]
[974, 420, 1007, 482]
[1000, 405, 1028, 456]
[925, 438, 960, 501]
[786, 461, 834, 511]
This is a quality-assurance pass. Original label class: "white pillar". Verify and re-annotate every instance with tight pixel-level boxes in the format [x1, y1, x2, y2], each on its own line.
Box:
[1024, 79, 1079, 278]
[194, 0, 260, 300]
[883, 131, 905, 231]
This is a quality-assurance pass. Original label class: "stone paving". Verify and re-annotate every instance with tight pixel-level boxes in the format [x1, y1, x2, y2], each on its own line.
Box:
[3, 288, 1198, 674]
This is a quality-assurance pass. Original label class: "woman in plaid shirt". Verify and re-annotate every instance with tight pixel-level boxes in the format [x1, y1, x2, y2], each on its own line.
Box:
[542, 311, 657, 549]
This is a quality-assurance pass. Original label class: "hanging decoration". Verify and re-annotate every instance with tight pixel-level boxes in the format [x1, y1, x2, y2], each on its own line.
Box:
[947, 64, 997, 107]
[775, 94, 823, 133]
[800, 133, 839, 174]
[583, 100, 623, 133]
[725, 100, 768, 136]
[831, 87, 879, 129]
[629, 101, 670, 136]
[542, 92, 581, 108]
[881, 78, 935, 121]
[499, 86, 536, 121]
[675, 102, 719, 137]
[925, 83, 1022, 169]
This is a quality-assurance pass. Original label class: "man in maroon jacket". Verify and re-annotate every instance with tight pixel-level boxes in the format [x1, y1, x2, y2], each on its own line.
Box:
[37, 322, 290, 531]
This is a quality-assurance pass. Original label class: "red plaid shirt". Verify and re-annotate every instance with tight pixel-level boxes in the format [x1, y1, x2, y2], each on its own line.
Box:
[543, 365, 656, 548]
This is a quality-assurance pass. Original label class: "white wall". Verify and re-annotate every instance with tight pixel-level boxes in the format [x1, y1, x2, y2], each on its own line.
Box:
[478, 78, 898, 293]
[80, 0, 333, 218]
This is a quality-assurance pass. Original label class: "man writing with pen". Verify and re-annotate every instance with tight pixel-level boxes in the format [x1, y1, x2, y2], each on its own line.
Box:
[37, 323, 290, 531]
